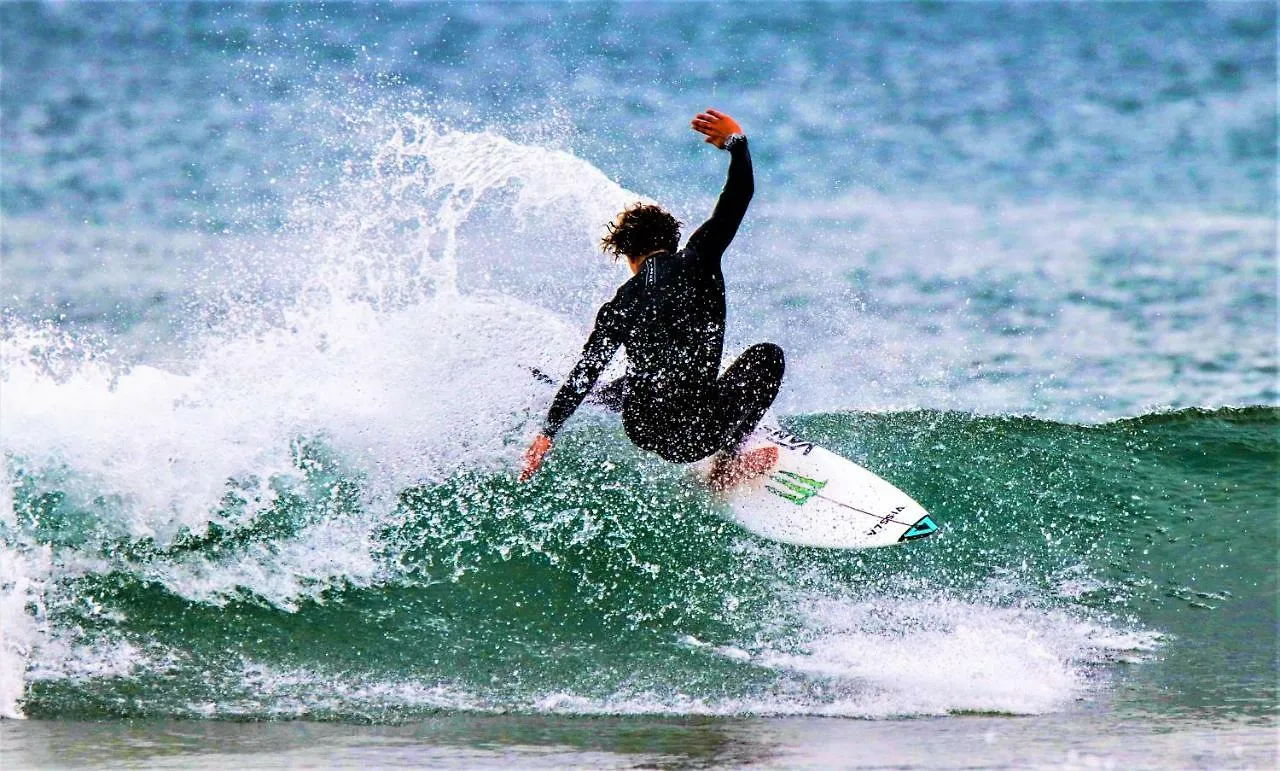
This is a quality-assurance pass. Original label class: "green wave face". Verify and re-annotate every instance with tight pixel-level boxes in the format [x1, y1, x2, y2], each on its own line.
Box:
[8, 408, 1277, 721]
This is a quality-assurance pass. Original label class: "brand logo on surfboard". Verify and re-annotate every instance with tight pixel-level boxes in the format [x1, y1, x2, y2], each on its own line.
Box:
[898, 515, 938, 541]
[766, 470, 827, 506]
[760, 426, 816, 456]
[866, 505, 906, 537]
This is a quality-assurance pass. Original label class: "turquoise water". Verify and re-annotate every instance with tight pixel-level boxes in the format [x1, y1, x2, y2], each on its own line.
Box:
[1, 2, 1276, 768]
[7, 408, 1278, 722]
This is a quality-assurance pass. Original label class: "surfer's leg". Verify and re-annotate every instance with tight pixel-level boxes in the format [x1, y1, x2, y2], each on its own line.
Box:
[714, 343, 785, 452]
[704, 343, 784, 491]
[623, 400, 722, 463]
[622, 344, 783, 466]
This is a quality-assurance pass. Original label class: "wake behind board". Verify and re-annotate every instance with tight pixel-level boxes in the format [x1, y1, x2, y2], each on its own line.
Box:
[527, 367, 937, 549]
[693, 413, 938, 549]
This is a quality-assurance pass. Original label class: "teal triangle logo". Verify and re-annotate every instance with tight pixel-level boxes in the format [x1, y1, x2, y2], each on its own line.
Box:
[899, 515, 938, 541]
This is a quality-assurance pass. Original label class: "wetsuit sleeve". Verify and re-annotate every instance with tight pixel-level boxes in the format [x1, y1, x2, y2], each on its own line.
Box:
[542, 299, 625, 438]
[685, 136, 754, 265]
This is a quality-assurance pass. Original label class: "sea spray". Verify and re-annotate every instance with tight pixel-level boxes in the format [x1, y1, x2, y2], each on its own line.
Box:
[0, 119, 638, 715]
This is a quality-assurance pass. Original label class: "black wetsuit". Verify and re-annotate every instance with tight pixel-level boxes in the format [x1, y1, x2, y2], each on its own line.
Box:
[543, 136, 784, 463]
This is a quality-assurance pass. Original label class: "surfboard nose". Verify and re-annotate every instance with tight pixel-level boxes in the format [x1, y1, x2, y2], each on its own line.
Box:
[899, 514, 939, 542]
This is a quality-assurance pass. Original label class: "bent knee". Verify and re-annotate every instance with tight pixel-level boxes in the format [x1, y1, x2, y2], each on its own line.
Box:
[748, 342, 785, 376]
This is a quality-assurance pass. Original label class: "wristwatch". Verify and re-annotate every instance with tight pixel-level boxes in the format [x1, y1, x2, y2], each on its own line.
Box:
[723, 133, 746, 151]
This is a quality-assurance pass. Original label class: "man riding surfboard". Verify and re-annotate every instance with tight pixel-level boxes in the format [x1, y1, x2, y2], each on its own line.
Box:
[521, 109, 783, 491]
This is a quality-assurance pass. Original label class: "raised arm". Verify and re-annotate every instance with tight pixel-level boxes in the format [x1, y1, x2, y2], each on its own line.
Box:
[686, 109, 754, 263]
[521, 299, 625, 481]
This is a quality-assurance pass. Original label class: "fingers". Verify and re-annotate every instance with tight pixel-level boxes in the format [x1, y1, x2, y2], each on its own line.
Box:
[692, 110, 736, 132]
[690, 109, 735, 148]
[519, 454, 542, 482]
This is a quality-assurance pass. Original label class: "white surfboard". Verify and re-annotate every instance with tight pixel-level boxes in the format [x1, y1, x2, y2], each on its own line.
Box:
[526, 368, 936, 549]
[695, 413, 938, 549]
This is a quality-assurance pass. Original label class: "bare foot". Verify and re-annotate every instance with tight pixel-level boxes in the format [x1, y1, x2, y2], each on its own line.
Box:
[707, 445, 779, 493]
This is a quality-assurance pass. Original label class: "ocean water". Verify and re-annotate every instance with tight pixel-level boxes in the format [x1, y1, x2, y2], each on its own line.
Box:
[1, 2, 1276, 769]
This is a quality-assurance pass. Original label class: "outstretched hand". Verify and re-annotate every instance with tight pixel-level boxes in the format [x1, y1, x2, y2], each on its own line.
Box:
[520, 433, 553, 482]
[691, 108, 743, 149]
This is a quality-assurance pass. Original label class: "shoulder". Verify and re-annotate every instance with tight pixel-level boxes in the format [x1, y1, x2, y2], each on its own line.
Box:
[597, 275, 641, 324]
[615, 270, 647, 301]
[670, 244, 714, 275]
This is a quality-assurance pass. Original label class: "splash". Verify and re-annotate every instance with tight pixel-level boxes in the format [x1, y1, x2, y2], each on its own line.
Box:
[0, 116, 641, 716]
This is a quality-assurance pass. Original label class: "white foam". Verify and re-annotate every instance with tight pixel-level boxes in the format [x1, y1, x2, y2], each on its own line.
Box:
[525, 591, 1163, 720]
[25, 634, 177, 685]
[1, 120, 634, 539]
[742, 594, 1160, 718]
[140, 514, 381, 611]
[0, 542, 49, 719]
[194, 659, 483, 719]
[0, 120, 643, 711]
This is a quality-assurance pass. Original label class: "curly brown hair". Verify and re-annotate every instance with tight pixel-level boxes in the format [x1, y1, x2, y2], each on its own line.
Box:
[601, 203, 681, 260]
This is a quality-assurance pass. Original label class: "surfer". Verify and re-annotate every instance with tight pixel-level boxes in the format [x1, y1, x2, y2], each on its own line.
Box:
[521, 108, 783, 490]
